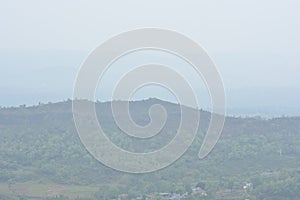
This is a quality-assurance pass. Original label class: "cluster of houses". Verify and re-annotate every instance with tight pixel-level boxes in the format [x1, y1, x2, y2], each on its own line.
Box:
[116, 186, 208, 200]
[157, 187, 207, 200]
[124, 182, 255, 200]
[158, 192, 188, 199]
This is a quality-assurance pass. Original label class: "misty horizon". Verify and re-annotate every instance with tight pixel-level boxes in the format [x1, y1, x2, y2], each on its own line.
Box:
[1, 49, 299, 117]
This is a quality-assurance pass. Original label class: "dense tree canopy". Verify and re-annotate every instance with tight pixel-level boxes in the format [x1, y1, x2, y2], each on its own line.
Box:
[0, 99, 300, 199]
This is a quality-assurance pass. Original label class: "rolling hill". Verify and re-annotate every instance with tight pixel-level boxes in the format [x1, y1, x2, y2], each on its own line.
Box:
[0, 99, 300, 199]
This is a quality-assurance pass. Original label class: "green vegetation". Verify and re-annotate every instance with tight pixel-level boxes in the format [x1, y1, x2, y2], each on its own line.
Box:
[0, 99, 300, 199]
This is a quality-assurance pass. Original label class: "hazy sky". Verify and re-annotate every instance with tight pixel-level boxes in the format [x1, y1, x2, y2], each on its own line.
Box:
[0, 0, 299, 111]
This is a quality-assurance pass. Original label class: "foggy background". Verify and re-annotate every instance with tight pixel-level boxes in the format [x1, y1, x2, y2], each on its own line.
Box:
[0, 0, 299, 116]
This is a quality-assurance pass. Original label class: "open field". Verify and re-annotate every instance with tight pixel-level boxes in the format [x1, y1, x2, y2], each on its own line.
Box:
[0, 182, 99, 199]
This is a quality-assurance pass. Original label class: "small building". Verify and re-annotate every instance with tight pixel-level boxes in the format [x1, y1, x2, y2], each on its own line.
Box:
[192, 187, 207, 196]
[159, 192, 170, 198]
[243, 182, 253, 190]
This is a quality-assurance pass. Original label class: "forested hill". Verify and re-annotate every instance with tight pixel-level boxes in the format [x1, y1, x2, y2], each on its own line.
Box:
[1, 99, 300, 199]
